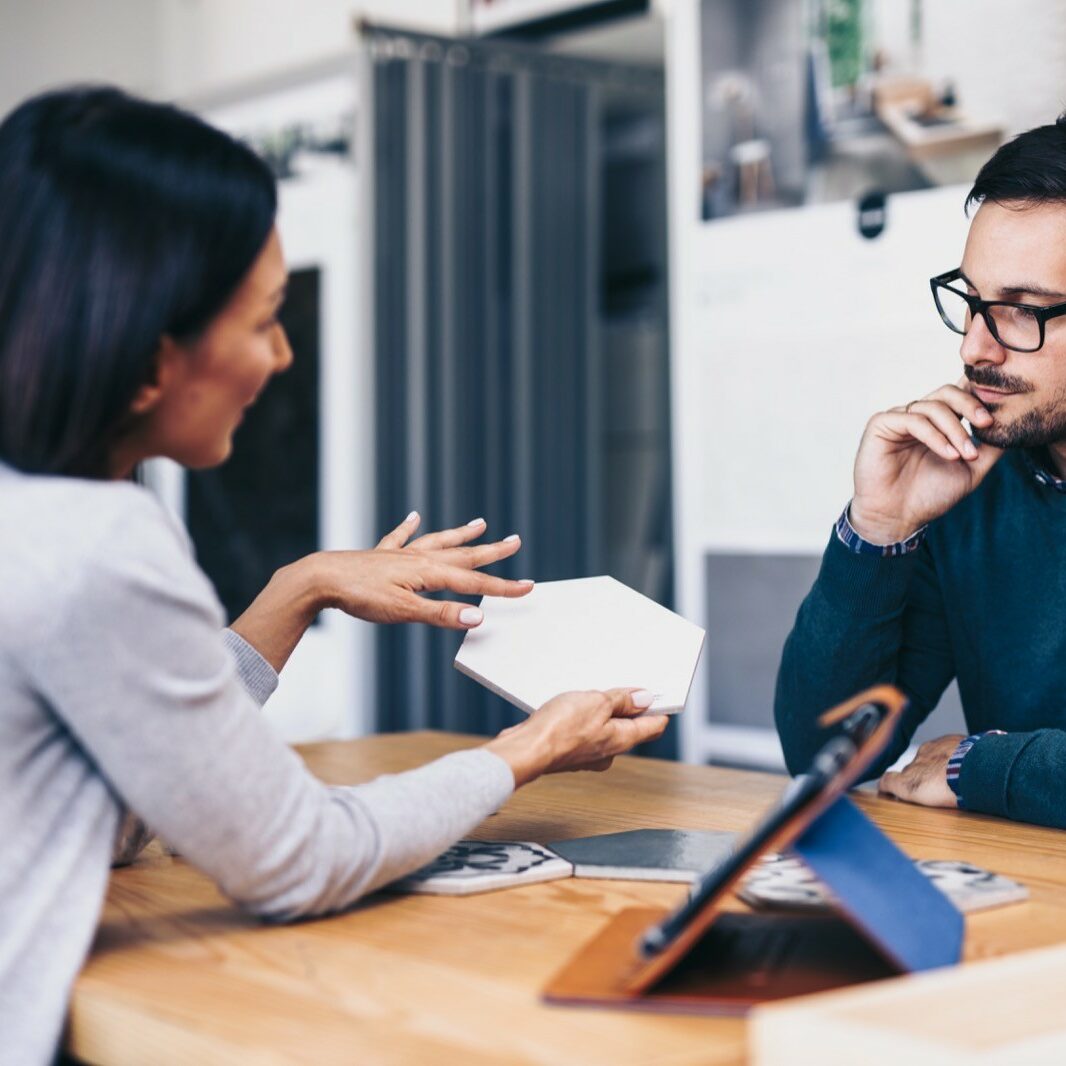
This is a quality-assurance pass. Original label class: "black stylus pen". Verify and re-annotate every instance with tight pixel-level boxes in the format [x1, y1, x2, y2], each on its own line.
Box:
[639, 736, 856, 958]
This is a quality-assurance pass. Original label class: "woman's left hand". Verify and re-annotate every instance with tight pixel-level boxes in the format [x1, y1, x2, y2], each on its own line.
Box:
[311, 512, 533, 629]
[232, 513, 531, 673]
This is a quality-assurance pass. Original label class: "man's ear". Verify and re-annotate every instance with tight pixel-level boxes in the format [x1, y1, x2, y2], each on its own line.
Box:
[128, 335, 185, 416]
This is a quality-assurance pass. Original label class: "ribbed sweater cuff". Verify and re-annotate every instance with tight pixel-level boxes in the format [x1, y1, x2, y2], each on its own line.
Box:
[222, 628, 280, 707]
[815, 529, 920, 617]
[956, 731, 1035, 820]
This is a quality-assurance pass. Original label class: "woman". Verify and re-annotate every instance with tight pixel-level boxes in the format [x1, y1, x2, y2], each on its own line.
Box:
[0, 87, 667, 1064]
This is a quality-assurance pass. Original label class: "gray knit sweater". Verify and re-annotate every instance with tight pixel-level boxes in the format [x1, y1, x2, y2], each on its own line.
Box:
[0, 463, 514, 1065]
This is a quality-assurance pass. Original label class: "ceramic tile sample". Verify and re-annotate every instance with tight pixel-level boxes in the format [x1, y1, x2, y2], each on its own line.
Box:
[453, 576, 705, 714]
[739, 855, 1028, 914]
[386, 841, 573, 896]
[549, 829, 738, 883]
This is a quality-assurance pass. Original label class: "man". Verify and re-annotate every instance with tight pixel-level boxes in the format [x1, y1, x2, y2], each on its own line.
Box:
[775, 116, 1066, 829]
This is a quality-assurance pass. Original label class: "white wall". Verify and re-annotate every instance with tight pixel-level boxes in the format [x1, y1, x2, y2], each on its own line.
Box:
[680, 193, 969, 554]
[667, 0, 975, 765]
[867, 0, 916, 73]
[0, 0, 157, 117]
[871, 0, 1066, 138]
[0, 0, 464, 114]
[920, 0, 1066, 137]
[156, 0, 463, 100]
[155, 0, 358, 99]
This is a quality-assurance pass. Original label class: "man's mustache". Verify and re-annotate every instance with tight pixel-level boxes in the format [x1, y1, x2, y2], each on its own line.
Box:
[964, 365, 1034, 394]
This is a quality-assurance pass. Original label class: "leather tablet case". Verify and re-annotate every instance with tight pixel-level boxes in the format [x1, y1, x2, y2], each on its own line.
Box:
[543, 685, 964, 1014]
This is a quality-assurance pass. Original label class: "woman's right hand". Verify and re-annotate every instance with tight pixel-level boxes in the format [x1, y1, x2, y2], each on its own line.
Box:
[483, 689, 669, 788]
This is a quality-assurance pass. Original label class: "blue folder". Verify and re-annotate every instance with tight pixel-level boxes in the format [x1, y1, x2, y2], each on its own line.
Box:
[792, 794, 964, 973]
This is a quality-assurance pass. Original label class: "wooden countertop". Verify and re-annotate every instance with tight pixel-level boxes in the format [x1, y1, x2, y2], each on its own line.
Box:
[68, 732, 1066, 1064]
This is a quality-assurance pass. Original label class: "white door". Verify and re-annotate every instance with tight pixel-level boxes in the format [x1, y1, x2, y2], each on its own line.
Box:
[148, 75, 374, 743]
[261, 161, 374, 742]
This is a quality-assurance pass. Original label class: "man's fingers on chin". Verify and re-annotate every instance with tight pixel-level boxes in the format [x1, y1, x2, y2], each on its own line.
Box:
[973, 439, 1006, 467]
[929, 382, 979, 409]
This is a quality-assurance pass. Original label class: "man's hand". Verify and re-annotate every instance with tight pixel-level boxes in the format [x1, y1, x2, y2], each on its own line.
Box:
[878, 734, 965, 808]
[850, 379, 1004, 544]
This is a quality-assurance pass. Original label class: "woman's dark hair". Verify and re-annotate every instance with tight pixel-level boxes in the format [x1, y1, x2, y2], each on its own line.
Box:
[966, 113, 1066, 214]
[0, 86, 276, 477]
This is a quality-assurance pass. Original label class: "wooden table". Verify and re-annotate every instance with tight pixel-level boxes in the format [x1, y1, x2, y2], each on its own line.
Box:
[69, 732, 1066, 1065]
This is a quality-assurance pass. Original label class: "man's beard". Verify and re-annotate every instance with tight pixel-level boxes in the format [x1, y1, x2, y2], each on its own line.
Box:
[972, 400, 1066, 448]
[965, 366, 1066, 449]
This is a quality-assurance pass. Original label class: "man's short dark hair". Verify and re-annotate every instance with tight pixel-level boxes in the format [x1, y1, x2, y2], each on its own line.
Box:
[966, 114, 1066, 215]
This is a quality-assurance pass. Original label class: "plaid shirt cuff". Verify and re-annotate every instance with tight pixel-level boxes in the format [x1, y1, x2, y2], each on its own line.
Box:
[835, 506, 927, 558]
[946, 730, 1008, 808]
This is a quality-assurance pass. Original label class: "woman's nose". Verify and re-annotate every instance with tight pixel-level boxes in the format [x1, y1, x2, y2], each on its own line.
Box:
[273, 323, 294, 373]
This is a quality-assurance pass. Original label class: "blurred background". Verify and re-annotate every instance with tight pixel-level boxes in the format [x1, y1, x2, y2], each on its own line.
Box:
[3, 0, 1064, 770]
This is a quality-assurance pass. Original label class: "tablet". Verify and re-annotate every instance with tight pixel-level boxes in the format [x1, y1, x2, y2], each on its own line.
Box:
[639, 696, 891, 961]
[541, 685, 963, 1014]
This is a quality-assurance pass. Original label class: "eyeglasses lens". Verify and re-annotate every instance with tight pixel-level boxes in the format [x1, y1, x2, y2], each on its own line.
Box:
[936, 285, 1041, 351]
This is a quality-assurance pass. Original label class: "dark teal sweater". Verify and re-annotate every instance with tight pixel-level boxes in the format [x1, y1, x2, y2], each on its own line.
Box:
[775, 448, 1066, 829]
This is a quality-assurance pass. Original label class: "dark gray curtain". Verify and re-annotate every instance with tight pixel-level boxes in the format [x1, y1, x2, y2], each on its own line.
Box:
[366, 26, 672, 753]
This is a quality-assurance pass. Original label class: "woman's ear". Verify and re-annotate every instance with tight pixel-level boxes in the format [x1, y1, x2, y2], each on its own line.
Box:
[128, 335, 184, 416]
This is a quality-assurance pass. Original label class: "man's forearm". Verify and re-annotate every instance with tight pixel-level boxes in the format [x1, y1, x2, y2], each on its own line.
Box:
[775, 594, 900, 774]
[775, 529, 926, 776]
[958, 728, 1066, 829]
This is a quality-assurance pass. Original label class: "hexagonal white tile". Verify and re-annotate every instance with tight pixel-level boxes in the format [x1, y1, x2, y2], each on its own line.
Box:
[454, 576, 705, 715]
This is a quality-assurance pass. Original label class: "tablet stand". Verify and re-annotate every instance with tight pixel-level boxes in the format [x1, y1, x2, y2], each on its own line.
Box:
[792, 794, 963, 975]
[543, 685, 965, 1014]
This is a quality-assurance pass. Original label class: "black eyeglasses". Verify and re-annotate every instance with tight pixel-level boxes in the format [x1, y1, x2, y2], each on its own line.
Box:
[930, 268, 1066, 353]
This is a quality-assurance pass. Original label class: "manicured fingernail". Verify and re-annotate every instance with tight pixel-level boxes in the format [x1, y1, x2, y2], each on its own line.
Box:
[974, 408, 992, 423]
[631, 690, 654, 709]
[504, 534, 520, 543]
[518, 578, 534, 586]
[459, 607, 483, 626]
[406, 510, 419, 523]
[467, 516, 485, 527]
[963, 441, 978, 459]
